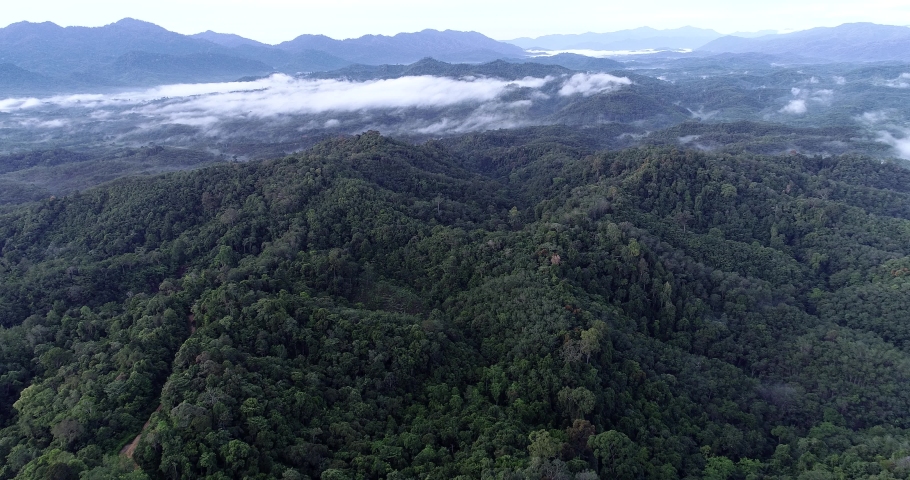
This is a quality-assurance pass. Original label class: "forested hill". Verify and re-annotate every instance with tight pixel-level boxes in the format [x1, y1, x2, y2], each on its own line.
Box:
[2, 131, 910, 479]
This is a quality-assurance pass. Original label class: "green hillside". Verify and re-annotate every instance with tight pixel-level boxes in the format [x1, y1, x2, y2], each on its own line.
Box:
[2, 131, 910, 479]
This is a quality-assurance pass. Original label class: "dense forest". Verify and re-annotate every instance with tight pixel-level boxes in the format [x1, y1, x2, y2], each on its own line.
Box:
[2, 129, 910, 479]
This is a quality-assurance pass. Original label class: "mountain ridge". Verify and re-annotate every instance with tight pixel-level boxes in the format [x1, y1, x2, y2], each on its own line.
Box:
[506, 26, 725, 51]
[277, 28, 526, 64]
[698, 22, 910, 62]
[0, 20, 529, 92]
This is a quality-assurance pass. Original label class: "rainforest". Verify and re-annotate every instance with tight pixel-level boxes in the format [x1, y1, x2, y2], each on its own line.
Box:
[1, 127, 910, 479]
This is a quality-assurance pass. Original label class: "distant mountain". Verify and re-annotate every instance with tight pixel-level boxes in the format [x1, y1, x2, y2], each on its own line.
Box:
[728, 29, 778, 38]
[280, 50, 355, 73]
[108, 51, 273, 84]
[698, 23, 910, 62]
[277, 29, 526, 64]
[190, 31, 269, 49]
[0, 18, 223, 75]
[0, 19, 527, 93]
[506, 27, 724, 51]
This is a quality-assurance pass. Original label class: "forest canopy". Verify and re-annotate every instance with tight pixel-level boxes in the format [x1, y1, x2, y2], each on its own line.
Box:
[1, 130, 910, 479]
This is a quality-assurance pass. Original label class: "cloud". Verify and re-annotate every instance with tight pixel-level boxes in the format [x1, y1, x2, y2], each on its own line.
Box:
[856, 111, 910, 159]
[558, 73, 632, 97]
[413, 100, 536, 135]
[833, 76, 846, 85]
[0, 74, 556, 116]
[810, 89, 834, 105]
[780, 99, 807, 115]
[877, 130, 910, 159]
[0, 97, 43, 112]
[883, 73, 910, 89]
[0, 73, 636, 141]
[859, 110, 889, 125]
[780, 84, 834, 114]
[688, 107, 718, 120]
[131, 75, 560, 130]
[16, 118, 68, 128]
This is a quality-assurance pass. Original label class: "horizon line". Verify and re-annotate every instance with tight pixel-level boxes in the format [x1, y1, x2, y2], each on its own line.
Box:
[1, 18, 907, 45]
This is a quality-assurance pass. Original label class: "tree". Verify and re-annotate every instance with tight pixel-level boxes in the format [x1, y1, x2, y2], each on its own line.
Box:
[588, 430, 643, 479]
[580, 321, 607, 363]
[527, 430, 563, 462]
[558, 387, 596, 419]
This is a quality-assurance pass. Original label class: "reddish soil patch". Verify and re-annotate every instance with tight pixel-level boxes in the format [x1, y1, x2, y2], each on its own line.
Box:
[120, 404, 161, 460]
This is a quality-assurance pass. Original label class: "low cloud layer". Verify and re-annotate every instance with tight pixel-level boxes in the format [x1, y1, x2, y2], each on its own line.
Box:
[0, 73, 632, 140]
[1, 74, 549, 116]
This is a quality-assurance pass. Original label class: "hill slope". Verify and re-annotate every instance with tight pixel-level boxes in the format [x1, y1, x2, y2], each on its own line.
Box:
[1, 132, 910, 479]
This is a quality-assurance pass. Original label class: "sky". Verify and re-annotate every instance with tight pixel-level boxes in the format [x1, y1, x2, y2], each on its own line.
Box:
[1, 0, 909, 44]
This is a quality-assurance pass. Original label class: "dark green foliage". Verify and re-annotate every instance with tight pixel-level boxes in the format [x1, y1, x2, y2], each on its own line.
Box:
[2, 130, 910, 479]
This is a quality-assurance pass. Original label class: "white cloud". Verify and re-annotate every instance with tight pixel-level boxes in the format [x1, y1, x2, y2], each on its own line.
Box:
[0, 74, 558, 116]
[810, 89, 834, 104]
[833, 76, 846, 85]
[859, 110, 889, 124]
[883, 73, 910, 88]
[780, 99, 807, 115]
[0, 97, 42, 112]
[688, 107, 718, 120]
[16, 118, 68, 128]
[877, 130, 910, 159]
[133, 75, 557, 127]
[0, 73, 632, 138]
[558, 73, 632, 97]
[414, 100, 536, 134]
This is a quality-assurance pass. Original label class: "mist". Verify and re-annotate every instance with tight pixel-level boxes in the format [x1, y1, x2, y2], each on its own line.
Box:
[0, 73, 636, 142]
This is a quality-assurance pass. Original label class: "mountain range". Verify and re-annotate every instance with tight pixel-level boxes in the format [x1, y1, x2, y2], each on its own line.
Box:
[0, 18, 527, 94]
[2, 19, 910, 97]
[506, 23, 910, 63]
[699, 23, 910, 62]
[506, 26, 727, 51]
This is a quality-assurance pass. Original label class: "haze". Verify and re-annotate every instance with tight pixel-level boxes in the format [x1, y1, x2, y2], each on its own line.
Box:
[3, 0, 910, 44]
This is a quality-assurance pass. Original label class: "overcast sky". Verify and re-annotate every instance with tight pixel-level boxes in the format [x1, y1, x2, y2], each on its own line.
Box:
[2, 0, 909, 44]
